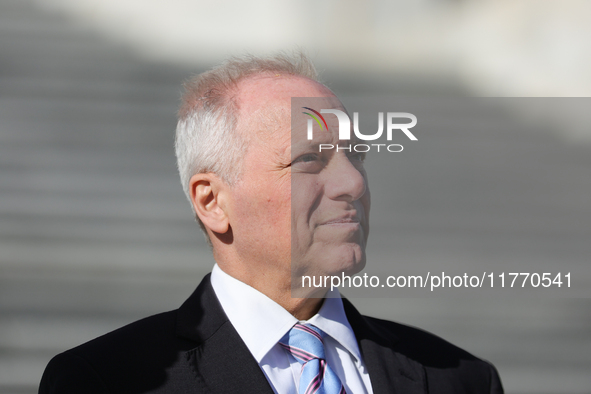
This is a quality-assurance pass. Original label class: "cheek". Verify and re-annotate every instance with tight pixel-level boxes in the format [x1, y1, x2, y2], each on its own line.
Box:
[259, 179, 292, 236]
[361, 192, 371, 224]
[231, 184, 292, 258]
[291, 179, 322, 238]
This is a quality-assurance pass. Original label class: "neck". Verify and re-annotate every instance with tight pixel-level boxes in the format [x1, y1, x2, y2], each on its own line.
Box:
[278, 293, 325, 321]
[216, 261, 327, 320]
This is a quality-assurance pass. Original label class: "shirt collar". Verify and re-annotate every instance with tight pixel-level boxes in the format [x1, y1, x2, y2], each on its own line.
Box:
[210, 264, 297, 362]
[305, 289, 362, 363]
[210, 264, 361, 363]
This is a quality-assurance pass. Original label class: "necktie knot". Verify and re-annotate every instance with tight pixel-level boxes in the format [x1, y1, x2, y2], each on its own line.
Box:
[279, 323, 326, 364]
[279, 323, 346, 394]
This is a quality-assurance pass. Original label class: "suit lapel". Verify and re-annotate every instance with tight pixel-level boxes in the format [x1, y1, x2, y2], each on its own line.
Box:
[175, 275, 275, 394]
[174, 275, 426, 394]
[343, 299, 428, 394]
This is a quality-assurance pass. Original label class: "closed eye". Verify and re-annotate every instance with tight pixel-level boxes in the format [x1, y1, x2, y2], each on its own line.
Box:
[293, 153, 319, 164]
[348, 151, 366, 163]
[291, 152, 326, 173]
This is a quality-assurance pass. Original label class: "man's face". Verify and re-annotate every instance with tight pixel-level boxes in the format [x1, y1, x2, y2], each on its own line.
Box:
[290, 97, 370, 285]
[226, 76, 370, 292]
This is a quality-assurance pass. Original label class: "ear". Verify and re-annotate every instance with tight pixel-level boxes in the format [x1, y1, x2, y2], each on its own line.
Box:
[189, 173, 230, 234]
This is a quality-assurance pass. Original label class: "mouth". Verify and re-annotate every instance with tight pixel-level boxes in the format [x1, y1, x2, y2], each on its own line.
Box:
[322, 213, 361, 227]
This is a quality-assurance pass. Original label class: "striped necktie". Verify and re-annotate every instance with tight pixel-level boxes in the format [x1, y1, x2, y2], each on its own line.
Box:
[279, 323, 346, 394]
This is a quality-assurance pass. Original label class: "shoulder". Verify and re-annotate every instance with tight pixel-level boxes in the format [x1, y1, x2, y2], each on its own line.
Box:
[343, 299, 503, 393]
[363, 315, 479, 360]
[367, 315, 503, 392]
[60, 309, 181, 361]
[366, 314, 491, 360]
[39, 310, 196, 394]
[39, 275, 230, 393]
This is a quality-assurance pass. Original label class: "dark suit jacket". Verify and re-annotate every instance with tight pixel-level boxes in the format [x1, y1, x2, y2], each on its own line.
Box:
[39, 274, 503, 393]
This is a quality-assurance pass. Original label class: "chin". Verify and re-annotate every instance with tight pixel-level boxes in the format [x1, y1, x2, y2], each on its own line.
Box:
[313, 243, 367, 277]
[336, 244, 367, 276]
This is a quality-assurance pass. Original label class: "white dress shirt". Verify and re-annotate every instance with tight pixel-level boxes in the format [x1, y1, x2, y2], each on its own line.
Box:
[210, 264, 373, 394]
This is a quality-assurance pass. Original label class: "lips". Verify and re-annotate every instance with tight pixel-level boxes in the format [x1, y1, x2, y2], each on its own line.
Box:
[321, 213, 361, 226]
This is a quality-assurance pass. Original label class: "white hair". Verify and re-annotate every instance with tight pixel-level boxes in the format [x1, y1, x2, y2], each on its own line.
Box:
[175, 52, 319, 237]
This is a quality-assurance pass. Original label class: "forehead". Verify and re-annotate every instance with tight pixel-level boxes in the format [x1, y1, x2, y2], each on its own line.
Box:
[290, 96, 348, 144]
[236, 74, 334, 109]
[235, 75, 336, 131]
[235, 76, 347, 156]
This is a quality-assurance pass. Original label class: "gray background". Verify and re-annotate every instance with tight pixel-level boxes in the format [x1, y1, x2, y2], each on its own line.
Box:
[1, 1, 590, 393]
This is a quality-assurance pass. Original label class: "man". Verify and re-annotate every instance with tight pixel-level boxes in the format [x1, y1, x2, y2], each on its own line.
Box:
[39, 53, 503, 393]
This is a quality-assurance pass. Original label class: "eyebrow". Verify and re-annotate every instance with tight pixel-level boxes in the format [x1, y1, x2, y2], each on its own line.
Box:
[291, 139, 334, 152]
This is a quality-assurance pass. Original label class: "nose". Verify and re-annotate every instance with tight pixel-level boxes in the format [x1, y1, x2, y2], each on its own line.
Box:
[324, 152, 367, 202]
